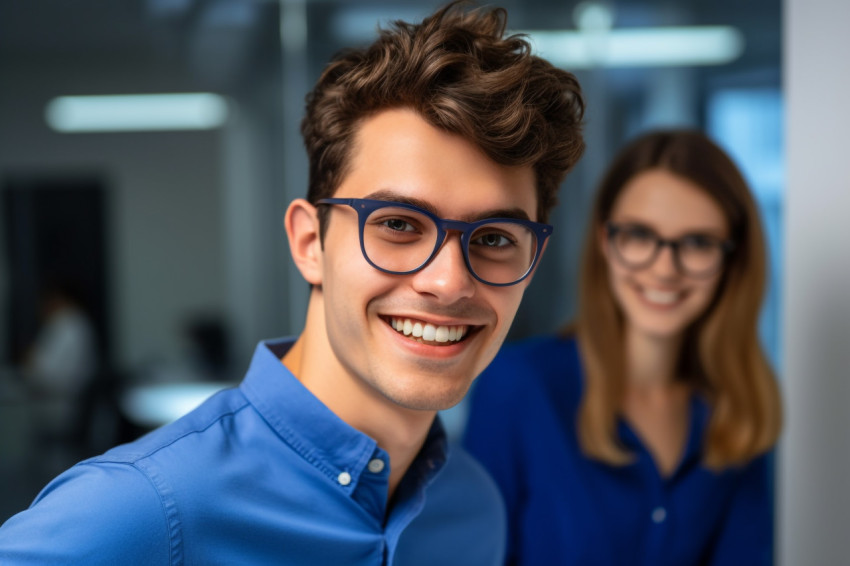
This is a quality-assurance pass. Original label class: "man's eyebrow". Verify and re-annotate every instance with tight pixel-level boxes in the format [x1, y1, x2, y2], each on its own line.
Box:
[364, 189, 532, 222]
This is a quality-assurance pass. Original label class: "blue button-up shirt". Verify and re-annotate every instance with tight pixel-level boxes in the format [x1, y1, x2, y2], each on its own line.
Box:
[463, 335, 773, 566]
[0, 338, 506, 565]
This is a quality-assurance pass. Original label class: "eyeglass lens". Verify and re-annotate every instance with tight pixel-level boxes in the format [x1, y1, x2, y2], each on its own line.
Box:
[610, 225, 724, 276]
[362, 205, 538, 285]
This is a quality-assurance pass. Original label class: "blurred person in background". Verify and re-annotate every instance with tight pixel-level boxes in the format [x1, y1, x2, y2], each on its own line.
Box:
[23, 277, 99, 434]
[464, 130, 782, 565]
[0, 2, 585, 564]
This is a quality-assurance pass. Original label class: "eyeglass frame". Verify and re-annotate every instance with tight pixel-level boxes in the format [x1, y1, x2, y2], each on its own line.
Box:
[604, 221, 735, 278]
[316, 197, 553, 287]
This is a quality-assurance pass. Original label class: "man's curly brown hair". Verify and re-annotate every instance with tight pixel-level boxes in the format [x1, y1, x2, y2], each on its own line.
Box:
[301, 1, 585, 227]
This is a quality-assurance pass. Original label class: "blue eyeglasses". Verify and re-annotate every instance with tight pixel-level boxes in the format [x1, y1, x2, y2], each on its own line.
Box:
[317, 198, 553, 286]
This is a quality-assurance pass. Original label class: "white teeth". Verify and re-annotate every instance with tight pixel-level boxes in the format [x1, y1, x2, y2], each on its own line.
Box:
[642, 288, 680, 305]
[422, 324, 436, 341]
[389, 317, 468, 344]
[435, 326, 449, 343]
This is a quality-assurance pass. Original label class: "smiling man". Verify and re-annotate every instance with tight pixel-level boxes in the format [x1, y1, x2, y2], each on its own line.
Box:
[286, 107, 546, 501]
[0, 2, 584, 564]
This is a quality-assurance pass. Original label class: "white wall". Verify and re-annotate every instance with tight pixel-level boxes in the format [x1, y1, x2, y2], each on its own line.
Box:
[0, 56, 227, 370]
[779, 0, 850, 562]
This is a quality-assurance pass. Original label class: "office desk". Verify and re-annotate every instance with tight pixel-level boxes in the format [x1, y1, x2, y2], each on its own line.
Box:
[120, 381, 236, 430]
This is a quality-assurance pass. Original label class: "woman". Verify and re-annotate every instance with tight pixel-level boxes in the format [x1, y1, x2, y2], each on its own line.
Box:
[463, 130, 783, 566]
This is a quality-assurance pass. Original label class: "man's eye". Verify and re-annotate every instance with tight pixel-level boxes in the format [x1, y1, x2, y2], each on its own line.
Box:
[472, 233, 514, 248]
[382, 218, 416, 232]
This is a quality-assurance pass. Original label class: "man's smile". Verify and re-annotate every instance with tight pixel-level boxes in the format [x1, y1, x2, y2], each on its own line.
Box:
[384, 316, 478, 346]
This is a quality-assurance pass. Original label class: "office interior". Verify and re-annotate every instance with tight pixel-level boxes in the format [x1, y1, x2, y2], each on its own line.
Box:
[2, 0, 838, 563]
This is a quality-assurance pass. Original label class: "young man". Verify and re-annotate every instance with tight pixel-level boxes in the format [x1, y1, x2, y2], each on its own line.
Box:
[0, 3, 584, 564]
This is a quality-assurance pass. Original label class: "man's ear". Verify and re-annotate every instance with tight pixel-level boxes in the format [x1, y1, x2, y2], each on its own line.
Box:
[284, 199, 323, 286]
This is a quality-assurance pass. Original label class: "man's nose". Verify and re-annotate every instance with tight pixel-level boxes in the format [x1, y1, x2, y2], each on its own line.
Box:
[409, 234, 477, 303]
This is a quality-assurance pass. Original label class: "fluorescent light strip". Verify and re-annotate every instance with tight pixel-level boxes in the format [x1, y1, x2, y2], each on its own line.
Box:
[45, 93, 229, 133]
[522, 26, 745, 69]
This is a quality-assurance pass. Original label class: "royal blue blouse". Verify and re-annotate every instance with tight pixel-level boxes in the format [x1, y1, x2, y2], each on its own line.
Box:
[463, 335, 773, 566]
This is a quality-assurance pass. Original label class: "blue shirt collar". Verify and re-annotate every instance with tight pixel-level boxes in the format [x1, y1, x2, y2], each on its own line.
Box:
[239, 337, 449, 497]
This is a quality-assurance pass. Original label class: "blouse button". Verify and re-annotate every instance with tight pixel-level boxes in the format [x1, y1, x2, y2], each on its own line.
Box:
[337, 472, 352, 486]
[651, 507, 667, 523]
[368, 458, 385, 473]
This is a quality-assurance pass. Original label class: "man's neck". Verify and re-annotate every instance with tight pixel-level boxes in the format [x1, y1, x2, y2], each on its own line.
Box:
[282, 318, 436, 500]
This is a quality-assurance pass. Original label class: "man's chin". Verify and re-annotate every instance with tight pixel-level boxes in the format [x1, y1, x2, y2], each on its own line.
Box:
[380, 380, 473, 413]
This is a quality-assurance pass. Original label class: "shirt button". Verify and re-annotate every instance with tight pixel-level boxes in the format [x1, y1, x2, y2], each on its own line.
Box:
[337, 472, 352, 486]
[651, 507, 667, 523]
[367, 458, 385, 473]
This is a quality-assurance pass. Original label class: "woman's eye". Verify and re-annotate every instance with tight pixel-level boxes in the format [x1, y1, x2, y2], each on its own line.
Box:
[623, 227, 655, 242]
[680, 235, 715, 250]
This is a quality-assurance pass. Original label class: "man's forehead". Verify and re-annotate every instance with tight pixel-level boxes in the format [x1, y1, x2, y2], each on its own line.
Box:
[339, 108, 539, 220]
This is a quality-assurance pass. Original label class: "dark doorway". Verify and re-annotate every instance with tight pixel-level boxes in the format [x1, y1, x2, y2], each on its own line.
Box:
[2, 174, 111, 367]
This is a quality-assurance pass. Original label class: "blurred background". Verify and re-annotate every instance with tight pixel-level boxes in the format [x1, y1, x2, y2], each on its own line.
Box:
[0, 0, 840, 563]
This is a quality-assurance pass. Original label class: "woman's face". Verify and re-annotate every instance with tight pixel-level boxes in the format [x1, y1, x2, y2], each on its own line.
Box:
[601, 168, 730, 341]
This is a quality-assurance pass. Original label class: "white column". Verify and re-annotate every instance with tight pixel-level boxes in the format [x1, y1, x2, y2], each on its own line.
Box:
[779, 0, 850, 563]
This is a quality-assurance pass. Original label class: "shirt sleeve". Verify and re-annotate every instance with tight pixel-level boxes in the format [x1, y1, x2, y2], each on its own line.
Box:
[707, 453, 776, 566]
[0, 461, 173, 565]
[463, 348, 530, 566]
